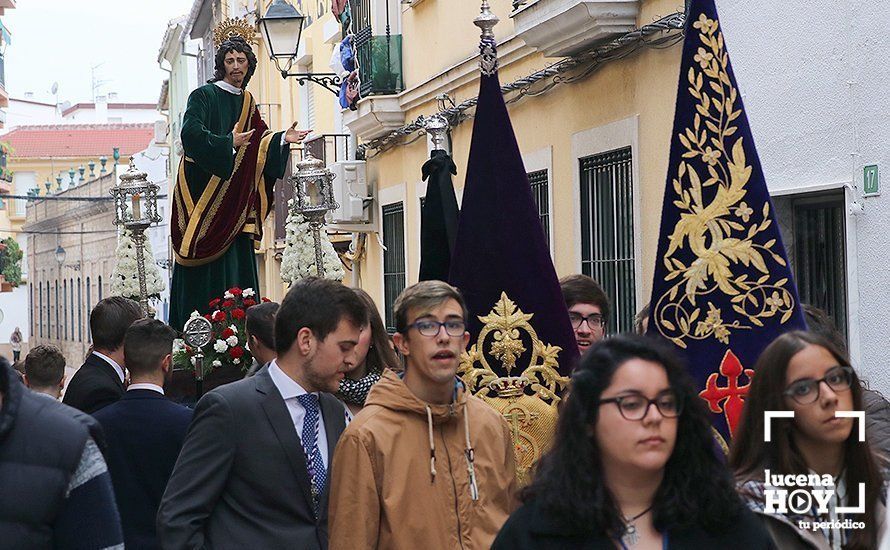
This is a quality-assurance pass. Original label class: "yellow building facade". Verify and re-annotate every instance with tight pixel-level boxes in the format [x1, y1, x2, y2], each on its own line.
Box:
[246, 0, 684, 332]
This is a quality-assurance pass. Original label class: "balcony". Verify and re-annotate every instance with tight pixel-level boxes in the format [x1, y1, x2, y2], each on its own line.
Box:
[0, 53, 7, 110]
[512, 0, 640, 58]
[352, 0, 404, 97]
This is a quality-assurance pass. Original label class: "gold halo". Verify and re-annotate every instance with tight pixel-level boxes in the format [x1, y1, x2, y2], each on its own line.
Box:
[212, 17, 257, 47]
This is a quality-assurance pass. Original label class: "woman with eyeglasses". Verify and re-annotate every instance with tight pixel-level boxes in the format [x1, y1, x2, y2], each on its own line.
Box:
[493, 334, 772, 549]
[731, 331, 889, 550]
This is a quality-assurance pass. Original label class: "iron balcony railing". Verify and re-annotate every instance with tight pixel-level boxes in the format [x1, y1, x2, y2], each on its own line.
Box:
[352, 0, 403, 96]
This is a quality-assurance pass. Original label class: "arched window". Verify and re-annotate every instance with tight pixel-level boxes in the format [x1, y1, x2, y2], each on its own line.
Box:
[77, 277, 82, 342]
[63, 280, 68, 341]
[86, 276, 92, 343]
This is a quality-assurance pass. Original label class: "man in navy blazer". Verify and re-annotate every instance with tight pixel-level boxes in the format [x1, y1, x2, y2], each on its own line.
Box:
[93, 319, 192, 550]
[64, 297, 144, 413]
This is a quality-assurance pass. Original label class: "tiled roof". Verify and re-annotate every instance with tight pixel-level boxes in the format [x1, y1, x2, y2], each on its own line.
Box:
[2, 123, 155, 158]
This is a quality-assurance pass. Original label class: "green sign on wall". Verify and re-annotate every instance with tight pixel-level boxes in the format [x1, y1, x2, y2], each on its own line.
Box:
[864, 164, 879, 195]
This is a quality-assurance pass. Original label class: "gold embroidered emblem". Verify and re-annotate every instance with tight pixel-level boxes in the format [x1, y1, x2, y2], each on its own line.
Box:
[653, 14, 796, 349]
[458, 292, 568, 485]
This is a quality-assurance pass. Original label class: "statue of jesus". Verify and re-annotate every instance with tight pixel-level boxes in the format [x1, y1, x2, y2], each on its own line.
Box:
[170, 31, 309, 330]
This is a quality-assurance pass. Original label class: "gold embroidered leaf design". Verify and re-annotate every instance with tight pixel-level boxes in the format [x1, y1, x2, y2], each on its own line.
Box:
[654, 14, 796, 347]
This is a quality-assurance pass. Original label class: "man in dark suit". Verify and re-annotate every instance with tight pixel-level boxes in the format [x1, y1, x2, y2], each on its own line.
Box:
[63, 297, 143, 413]
[244, 300, 278, 377]
[158, 278, 367, 549]
[93, 319, 192, 550]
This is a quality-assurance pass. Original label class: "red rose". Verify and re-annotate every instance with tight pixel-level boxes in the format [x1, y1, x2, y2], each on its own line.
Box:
[222, 300, 235, 309]
[213, 311, 227, 322]
[231, 287, 243, 296]
[203, 314, 213, 321]
[261, 297, 271, 303]
[231, 308, 245, 320]
[209, 298, 221, 308]
[243, 299, 256, 307]
[220, 328, 235, 339]
[229, 346, 245, 359]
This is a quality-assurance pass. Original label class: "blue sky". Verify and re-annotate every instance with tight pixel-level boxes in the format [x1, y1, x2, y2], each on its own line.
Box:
[4, 0, 194, 104]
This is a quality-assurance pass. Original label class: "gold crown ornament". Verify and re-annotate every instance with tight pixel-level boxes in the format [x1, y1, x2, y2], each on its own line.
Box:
[212, 17, 257, 46]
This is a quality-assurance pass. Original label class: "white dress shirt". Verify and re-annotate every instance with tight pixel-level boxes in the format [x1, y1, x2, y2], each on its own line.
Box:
[267, 360, 330, 470]
[92, 351, 125, 384]
[127, 383, 164, 395]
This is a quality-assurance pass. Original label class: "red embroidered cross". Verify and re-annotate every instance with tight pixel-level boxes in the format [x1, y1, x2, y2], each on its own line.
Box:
[698, 350, 754, 437]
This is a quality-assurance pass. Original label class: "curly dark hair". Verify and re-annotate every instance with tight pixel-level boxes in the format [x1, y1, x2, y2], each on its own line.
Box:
[522, 334, 743, 536]
[209, 37, 258, 88]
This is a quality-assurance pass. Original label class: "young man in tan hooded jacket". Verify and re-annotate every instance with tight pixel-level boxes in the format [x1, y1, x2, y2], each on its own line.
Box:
[328, 280, 517, 549]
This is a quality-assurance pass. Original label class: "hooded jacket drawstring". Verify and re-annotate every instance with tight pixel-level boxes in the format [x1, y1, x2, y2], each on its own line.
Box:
[463, 408, 480, 501]
[426, 405, 437, 481]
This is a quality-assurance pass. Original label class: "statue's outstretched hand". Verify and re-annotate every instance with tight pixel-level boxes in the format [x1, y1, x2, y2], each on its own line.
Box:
[233, 127, 255, 148]
[285, 123, 311, 144]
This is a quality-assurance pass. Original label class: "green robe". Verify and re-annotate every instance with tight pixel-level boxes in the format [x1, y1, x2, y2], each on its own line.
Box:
[169, 83, 287, 331]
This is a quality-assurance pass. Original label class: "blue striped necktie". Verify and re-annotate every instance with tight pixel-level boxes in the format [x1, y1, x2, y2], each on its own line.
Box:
[296, 393, 326, 516]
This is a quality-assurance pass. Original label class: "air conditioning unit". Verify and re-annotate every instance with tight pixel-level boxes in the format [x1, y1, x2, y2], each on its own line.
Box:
[329, 160, 370, 224]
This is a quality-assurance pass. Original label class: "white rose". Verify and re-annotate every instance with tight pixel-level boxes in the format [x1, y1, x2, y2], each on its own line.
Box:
[212, 360, 222, 368]
[214, 339, 228, 353]
[226, 335, 238, 347]
[224, 291, 235, 300]
[189, 310, 200, 319]
[243, 288, 255, 298]
[233, 358, 241, 365]
[229, 324, 238, 333]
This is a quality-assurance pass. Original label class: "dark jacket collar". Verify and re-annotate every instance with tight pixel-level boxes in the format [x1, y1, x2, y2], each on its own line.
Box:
[122, 388, 166, 400]
[88, 352, 125, 390]
[0, 362, 22, 442]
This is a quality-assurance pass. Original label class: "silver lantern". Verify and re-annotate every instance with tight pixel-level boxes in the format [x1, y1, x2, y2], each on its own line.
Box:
[110, 158, 162, 316]
[290, 151, 338, 278]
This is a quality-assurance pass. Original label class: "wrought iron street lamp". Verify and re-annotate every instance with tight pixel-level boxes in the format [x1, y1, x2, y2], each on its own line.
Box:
[110, 158, 161, 316]
[259, 0, 343, 95]
[290, 151, 338, 277]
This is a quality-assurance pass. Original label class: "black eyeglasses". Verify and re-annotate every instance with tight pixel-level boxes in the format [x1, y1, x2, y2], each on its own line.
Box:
[783, 366, 854, 405]
[568, 312, 605, 330]
[407, 319, 467, 338]
[598, 391, 683, 421]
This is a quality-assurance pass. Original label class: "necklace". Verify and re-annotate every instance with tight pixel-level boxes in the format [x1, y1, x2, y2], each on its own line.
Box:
[620, 505, 654, 547]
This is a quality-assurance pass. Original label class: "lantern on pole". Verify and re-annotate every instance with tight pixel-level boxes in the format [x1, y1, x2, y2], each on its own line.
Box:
[290, 151, 338, 278]
[110, 157, 161, 315]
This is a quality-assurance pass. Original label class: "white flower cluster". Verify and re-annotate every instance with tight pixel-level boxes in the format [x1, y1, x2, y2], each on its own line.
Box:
[213, 339, 228, 354]
[280, 199, 345, 283]
[110, 229, 166, 300]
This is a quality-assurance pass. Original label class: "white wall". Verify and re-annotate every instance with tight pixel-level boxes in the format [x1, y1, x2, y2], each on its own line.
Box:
[0, 285, 30, 347]
[719, 1, 890, 392]
[2, 100, 59, 130]
[62, 107, 162, 125]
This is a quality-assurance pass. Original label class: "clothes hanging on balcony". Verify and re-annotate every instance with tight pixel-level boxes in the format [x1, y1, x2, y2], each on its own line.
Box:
[332, 1, 352, 50]
[336, 36, 360, 111]
[332, 0, 348, 16]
